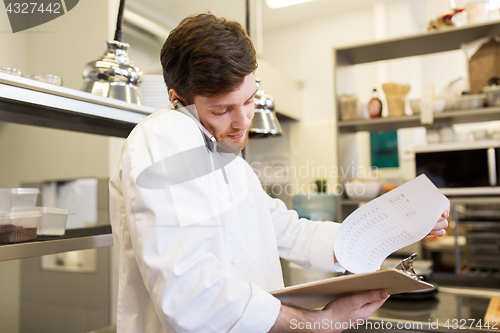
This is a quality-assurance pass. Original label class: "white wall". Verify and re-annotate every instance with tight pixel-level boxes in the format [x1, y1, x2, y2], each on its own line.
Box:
[122, 29, 164, 75]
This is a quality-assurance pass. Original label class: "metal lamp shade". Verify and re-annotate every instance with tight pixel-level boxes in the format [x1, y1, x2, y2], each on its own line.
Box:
[249, 78, 283, 138]
[82, 41, 143, 105]
[249, 109, 283, 138]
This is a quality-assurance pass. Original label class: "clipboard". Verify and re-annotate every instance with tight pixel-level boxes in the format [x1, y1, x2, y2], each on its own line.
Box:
[271, 254, 433, 309]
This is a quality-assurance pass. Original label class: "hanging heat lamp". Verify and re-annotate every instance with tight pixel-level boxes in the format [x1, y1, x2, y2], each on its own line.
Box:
[82, 0, 143, 105]
[245, 0, 283, 138]
[250, 78, 283, 138]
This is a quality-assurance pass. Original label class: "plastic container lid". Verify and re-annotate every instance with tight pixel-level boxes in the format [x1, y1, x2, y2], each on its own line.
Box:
[0, 188, 40, 196]
[0, 210, 42, 221]
[40, 207, 70, 215]
[12, 207, 70, 215]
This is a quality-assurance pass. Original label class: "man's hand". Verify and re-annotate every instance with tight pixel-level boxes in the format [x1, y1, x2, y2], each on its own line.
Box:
[428, 204, 450, 237]
[269, 290, 389, 332]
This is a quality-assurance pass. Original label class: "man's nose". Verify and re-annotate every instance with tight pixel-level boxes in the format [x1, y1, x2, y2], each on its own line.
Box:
[232, 105, 254, 129]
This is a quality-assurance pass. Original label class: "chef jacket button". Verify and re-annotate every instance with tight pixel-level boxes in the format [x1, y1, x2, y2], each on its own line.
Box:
[251, 256, 257, 263]
[231, 258, 239, 265]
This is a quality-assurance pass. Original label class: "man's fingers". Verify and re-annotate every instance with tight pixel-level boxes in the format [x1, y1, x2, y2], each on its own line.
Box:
[428, 211, 449, 237]
[429, 229, 446, 237]
[441, 204, 450, 218]
[359, 298, 389, 318]
[347, 290, 388, 310]
[432, 219, 448, 231]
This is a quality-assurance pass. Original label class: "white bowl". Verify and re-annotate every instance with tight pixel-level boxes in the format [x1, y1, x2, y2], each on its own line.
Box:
[344, 180, 382, 200]
[433, 99, 446, 113]
[409, 99, 446, 114]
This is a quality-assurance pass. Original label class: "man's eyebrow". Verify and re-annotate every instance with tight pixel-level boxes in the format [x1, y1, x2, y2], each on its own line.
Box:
[208, 88, 259, 108]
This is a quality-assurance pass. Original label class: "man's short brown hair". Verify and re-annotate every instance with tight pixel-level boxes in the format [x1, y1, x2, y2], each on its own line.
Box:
[160, 13, 257, 105]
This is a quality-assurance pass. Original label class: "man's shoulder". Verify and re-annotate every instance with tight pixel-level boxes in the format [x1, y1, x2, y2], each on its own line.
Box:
[127, 107, 201, 143]
[132, 107, 197, 134]
[123, 107, 206, 162]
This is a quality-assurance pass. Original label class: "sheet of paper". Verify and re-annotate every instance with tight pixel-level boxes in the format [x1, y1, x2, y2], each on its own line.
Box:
[334, 175, 449, 274]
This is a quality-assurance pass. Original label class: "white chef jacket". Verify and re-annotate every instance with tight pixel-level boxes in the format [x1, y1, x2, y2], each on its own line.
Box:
[109, 107, 344, 333]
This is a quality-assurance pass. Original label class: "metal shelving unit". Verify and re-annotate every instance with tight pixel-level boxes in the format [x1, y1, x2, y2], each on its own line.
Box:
[0, 74, 153, 261]
[338, 106, 500, 132]
[334, 20, 500, 223]
[0, 226, 113, 261]
[335, 19, 500, 65]
[0, 73, 152, 137]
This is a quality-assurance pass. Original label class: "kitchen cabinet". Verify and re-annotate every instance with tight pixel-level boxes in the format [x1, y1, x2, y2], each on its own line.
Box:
[0, 72, 153, 261]
[334, 19, 500, 223]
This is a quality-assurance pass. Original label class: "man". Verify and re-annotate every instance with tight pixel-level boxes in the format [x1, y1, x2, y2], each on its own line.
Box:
[109, 13, 449, 333]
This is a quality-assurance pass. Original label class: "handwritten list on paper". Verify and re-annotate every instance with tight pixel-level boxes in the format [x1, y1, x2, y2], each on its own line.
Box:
[334, 175, 449, 274]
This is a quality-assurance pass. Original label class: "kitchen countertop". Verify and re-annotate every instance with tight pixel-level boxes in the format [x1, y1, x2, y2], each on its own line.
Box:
[348, 286, 500, 332]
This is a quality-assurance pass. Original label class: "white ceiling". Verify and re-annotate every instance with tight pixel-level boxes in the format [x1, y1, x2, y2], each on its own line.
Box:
[126, 0, 389, 32]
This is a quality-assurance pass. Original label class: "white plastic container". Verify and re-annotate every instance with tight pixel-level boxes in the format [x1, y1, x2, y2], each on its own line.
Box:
[0, 188, 39, 212]
[455, 94, 486, 109]
[0, 210, 41, 243]
[37, 207, 70, 236]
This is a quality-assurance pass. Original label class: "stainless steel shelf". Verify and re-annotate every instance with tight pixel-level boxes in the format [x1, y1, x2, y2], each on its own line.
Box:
[0, 226, 113, 261]
[449, 196, 500, 204]
[0, 77, 127, 261]
[338, 106, 500, 132]
[335, 20, 500, 65]
[0, 73, 153, 138]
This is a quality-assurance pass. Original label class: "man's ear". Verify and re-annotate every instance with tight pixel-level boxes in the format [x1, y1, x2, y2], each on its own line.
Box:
[169, 89, 190, 107]
[168, 89, 180, 103]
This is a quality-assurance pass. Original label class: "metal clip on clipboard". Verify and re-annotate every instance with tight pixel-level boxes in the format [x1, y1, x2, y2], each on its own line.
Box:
[394, 253, 423, 281]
